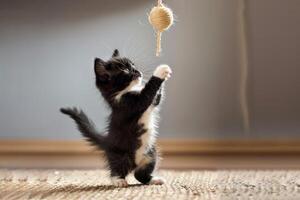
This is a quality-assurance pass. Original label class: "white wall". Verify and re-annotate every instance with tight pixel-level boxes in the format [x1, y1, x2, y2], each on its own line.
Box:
[2, 0, 298, 140]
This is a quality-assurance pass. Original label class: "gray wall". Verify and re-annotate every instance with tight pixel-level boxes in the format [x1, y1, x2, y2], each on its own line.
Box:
[246, 0, 300, 138]
[0, 0, 299, 140]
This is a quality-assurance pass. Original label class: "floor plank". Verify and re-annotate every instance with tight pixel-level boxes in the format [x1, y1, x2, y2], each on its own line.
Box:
[1, 154, 300, 169]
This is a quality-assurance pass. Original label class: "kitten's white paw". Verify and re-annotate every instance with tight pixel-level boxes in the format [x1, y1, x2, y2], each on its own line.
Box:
[153, 65, 172, 80]
[111, 177, 128, 187]
[149, 176, 165, 185]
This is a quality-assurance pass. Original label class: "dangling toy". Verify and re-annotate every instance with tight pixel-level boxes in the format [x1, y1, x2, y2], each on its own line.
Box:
[149, 0, 174, 56]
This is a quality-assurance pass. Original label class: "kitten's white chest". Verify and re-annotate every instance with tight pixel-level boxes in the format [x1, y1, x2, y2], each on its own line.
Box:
[135, 106, 157, 166]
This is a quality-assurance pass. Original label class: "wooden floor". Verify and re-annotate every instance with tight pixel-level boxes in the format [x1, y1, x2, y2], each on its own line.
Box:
[1, 154, 300, 169]
[1, 139, 300, 169]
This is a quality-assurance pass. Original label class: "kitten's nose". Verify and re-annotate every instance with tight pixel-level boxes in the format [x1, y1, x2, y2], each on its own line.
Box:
[134, 71, 142, 78]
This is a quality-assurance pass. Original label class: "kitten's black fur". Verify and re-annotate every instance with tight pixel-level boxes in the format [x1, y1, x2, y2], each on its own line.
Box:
[60, 49, 168, 185]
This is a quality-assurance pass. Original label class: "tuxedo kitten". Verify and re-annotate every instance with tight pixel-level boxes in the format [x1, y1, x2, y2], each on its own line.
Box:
[60, 49, 172, 187]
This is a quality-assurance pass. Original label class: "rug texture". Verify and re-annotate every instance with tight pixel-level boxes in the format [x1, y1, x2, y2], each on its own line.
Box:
[0, 169, 299, 200]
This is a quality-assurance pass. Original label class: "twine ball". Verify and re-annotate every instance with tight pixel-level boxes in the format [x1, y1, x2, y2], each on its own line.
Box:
[148, 2, 174, 56]
[149, 6, 174, 32]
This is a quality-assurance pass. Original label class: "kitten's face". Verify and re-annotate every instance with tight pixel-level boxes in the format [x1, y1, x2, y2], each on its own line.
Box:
[94, 49, 142, 96]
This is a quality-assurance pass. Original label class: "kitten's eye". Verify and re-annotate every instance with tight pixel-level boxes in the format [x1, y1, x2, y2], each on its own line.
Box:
[126, 63, 131, 68]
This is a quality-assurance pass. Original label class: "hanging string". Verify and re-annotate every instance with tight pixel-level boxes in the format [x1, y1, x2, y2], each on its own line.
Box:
[156, 0, 163, 56]
[156, 32, 162, 56]
[158, 0, 162, 6]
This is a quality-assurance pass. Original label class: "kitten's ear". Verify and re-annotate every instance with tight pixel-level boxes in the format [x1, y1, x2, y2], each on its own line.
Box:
[112, 49, 119, 58]
[94, 58, 110, 82]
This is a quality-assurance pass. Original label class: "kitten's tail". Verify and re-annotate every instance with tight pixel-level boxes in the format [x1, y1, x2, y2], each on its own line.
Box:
[60, 107, 107, 150]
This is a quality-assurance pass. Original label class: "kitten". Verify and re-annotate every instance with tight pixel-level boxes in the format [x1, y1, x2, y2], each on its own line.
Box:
[60, 49, 172, 187]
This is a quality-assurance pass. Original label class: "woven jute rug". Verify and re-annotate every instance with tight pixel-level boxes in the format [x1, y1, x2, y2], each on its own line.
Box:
[0, 169, 300, 200]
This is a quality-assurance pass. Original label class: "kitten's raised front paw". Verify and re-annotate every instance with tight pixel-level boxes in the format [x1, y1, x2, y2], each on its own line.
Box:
[153, 65, 172, 80]
[111, 177, 128, 187]
[149, 176, 165, 185]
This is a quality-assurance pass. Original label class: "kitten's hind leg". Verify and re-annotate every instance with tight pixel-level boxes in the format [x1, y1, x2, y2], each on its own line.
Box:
[108, 154, 132, 187]
[110, 176, 128, 187]
[134, 155, 165, 185]
[149, 176, 165, 185]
